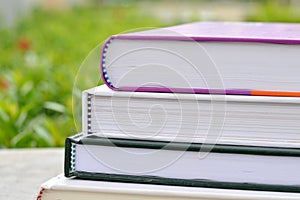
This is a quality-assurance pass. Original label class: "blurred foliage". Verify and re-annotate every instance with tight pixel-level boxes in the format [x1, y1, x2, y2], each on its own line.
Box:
[1, 1, 300, 148]
[0, 5, 165, 148]
[247, 0, 300, 22]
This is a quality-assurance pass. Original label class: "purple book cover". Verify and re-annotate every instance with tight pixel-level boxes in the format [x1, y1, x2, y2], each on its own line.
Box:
[100, 21, 300, 97]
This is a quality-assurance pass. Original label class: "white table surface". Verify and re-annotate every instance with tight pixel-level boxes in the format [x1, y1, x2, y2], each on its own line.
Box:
[0, 148, 64, 200]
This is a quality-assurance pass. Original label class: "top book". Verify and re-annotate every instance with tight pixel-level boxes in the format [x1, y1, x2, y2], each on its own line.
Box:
[100, 21, 300, 97]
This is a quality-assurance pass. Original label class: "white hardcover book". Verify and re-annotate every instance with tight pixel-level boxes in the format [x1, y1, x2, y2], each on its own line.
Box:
[37, 175, 300, 200]
[100, 22, 300, 95]
[82, 85, 300, 148]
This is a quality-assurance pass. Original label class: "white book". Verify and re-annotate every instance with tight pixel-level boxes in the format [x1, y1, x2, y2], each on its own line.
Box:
[82, 85, 300, 148]
[100, 22, 300, 95]
[37, 174, 300, 200]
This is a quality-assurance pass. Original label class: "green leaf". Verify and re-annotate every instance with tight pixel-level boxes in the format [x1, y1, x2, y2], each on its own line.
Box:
[33, 125, 54, 146]
[0, 107, 9, 122]
[44, 101, 66, 113]
[20, 81, 34, 97]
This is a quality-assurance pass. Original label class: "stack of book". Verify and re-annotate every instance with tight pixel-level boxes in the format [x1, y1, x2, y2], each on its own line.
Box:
[37, 22, 300, 200]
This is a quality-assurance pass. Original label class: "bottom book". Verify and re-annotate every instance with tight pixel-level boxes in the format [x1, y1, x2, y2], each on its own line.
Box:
[37, 175, 300, 200]
[65, 133, 300, 193]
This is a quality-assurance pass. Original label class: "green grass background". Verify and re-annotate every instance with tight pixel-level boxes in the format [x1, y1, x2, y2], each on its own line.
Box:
[0, 1, 299, 148]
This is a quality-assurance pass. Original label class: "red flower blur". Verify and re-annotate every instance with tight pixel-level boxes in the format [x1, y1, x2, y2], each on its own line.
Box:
[18, 38, 31, 51]
[0, 78, 9, 90]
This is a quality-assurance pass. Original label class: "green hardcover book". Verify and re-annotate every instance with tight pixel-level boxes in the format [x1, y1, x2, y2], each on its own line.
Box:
[65, 133, 300, 193]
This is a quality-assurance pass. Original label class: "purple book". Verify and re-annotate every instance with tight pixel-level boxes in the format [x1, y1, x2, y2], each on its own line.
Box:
[100, 22, 300, 97]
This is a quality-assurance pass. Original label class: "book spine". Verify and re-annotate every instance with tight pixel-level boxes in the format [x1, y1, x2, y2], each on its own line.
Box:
[82, 91, 88, 134]
[100, 36, 116, 90]
[82, 91, 93, 134]
[86, 94, 92, 134]
[36, 188, 45, 200]
[64, 137, 76, 177]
